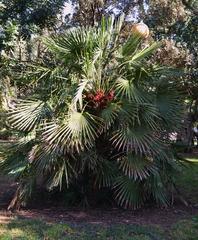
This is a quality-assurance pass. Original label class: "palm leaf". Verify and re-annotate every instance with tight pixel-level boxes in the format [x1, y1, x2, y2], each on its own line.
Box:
[111, 125, 162, 155]
[138, 103, 160, 130]
[42, 111, 102, 152]
[113, 175, 144, 209]
[156, 90, 183, 130]
[44, 27, 99, 62]
[118, 153, 158, 180]
[10, 132, 36, 151]
[8, 100, 52, 132]
[100, 103, 120, 130]
[145, 174, 169, 206]
[95, 160, 118, 188]
[73, 79, 89, 110]
[115, 78, 145, 103]
[130, 42, 161, 62]
[47, 160, 71, 190]
[122, 35, 142, 57]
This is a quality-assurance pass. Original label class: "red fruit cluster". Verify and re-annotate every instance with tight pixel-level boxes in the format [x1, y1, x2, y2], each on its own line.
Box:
[93, 90, 105, 102]
[85, 90, 114, 110]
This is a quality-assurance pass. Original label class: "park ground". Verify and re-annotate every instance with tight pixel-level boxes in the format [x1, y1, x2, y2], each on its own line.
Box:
[0, 153, 198, 239]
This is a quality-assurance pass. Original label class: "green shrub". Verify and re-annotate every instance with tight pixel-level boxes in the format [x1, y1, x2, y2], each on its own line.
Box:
[1, 15, 184, 209]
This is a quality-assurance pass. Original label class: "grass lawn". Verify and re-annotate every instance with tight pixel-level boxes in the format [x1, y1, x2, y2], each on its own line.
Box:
[0, 218, 163, 240]
[0, 216, 198, 240]
[175, 155, 198, 204]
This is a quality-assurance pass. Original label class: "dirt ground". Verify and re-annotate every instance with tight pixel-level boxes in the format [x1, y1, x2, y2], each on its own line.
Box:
[2, 205, 198, 227]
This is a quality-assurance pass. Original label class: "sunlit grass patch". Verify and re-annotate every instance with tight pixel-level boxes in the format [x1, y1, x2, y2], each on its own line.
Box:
[0, 225, 7, 235]
[175, 156, 198, 204]
[0, 218, 165, 240]
[43, 223, 75, 239]
[0, 216, 198, 239]
[170, 216, 198, 240]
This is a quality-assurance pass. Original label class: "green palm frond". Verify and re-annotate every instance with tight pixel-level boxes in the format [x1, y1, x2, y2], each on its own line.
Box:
[156, 90, 183, 130]
[8, 99, 52, 131]
[0, 143, 29, 179]
[115, 78, 145, 103]
[28, 144, 77, 189]
[78, 149, 101, 172]
[122, 35, 142, 57]
[95, 160, 118, 188]
[100, 103, 121, 130]
[111, 125, 162, 154]
[99, 14, 124, 52]
[6, 132, 37, 156]
[47, 160, 71, 190]
[99, 15, 115, 48]
[113, 176, 144, 209]
[145, 174, 169, 206]
[24, 65, 64, 82]
[118, 153, 158, 180]
[73, 78, 91, 110]
[130, 42, 161, 62]
[28, 144, 58, 171]
[44, 28, 99, 62]
[117, 101, 138, 125]
[42, 111, 102, 151]
[0, 153, 27, 178]
[138, 103, 160, 130]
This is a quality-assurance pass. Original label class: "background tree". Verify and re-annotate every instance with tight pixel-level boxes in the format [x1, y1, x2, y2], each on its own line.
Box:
[0, 0, 66, 139]
[65, 0, 146, 27]
[143, 0, 198, 148]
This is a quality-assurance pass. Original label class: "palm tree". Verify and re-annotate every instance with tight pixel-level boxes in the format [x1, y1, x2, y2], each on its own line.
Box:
[0, 15, 183, 209]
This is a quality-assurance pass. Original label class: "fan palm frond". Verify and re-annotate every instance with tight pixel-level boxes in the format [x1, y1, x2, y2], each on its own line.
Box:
[115, 78, 145, 103]
[122, 35, 142, 57]
[8, 99, 52, 131]
[156, 90, 183, 130]
[73, 78, 91, 110]
[95, 160, 118, 188]
[111, 125, 162, 155]
[10, 132, 36, 151]
[113, 176, 144, 209]
[145, 174, 169, 206]
[138, 103, 160, 130]
[130, 42, 161, 62]
[0, 153, 27, 178]
[44, 27, 99, 62]
[118, 153, 158, 180]
[100, 103, 121, 130]
[47, 160, 72, 190]
[42, 111, 102, 152]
